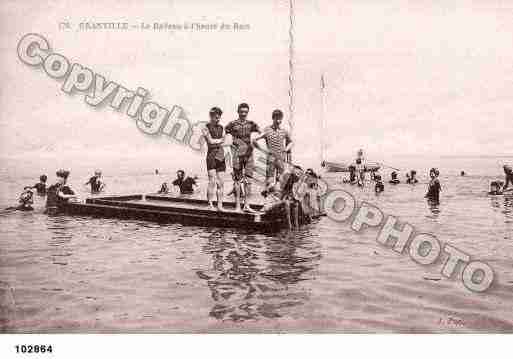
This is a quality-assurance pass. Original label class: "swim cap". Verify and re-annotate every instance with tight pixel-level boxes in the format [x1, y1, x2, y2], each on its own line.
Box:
[430, 168, 439, 176]
[209, 107, 222, 116]
[56, 169, 70, 179]
[272, 109, 284, 119]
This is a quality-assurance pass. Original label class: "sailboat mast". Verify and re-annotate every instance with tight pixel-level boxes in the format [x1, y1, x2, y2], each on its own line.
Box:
[320, 74, 326, 165]
[287, 0, 295, 163]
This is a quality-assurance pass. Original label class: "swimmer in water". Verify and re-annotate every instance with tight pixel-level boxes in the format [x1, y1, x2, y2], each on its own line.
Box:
[31, 175, 48, 196]
[503, 165, 513, 192]
[172, 170, 198, 195]
[348, 164, 357, 184]
[406, 170, 418, 184]
[425, 168, 441, 203]
[46, 170, 77, 214]
[85, 170, 105, 194]
[355, 158, 364, 187]
[488, 181, 504, 195]
[389, 171, 400, 184]
[374, 174, 385, 194]
[5, 187, 35, 211]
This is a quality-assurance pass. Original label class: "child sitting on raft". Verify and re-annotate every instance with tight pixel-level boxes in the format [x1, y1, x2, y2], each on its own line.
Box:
[158, 182, 169, 194]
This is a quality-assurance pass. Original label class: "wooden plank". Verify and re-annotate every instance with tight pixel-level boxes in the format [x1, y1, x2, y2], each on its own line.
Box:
[63, 201, 284, 231]
[145, 193, 264, 210]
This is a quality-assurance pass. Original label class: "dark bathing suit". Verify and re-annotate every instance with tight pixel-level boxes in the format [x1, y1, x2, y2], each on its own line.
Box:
[45, 183, 75, 213]
[505, 170, 513, 190]
[426, 179, 441, 202]
[86, 176, 102, 193]
[205, 122, 226, 172]
[225, 119, 260, 181]
[173, 177, 196, 194]
[33, 182, 47, 195]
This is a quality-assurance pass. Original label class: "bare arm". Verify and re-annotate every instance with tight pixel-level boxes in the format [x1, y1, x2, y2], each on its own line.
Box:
[285, 132, 293, 152]
[251, 132, 268, 153]
[58, 190, 76, 199]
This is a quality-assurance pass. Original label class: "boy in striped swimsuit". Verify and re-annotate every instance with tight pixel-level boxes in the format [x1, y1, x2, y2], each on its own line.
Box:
[252, 109, 293, 187]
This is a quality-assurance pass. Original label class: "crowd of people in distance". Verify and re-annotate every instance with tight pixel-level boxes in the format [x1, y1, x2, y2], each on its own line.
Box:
[344, 150, 513, 205]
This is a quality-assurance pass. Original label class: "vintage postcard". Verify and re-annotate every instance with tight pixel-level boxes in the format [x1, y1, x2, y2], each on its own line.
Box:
[1, 0, 512, 342]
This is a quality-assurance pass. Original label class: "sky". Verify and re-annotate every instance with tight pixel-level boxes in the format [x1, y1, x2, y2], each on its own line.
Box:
[1, 0, 512, 168]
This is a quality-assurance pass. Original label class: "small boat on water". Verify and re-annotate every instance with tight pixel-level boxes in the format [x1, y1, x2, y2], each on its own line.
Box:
[61, 194, 299, 231]
[321, 160, 381, 173]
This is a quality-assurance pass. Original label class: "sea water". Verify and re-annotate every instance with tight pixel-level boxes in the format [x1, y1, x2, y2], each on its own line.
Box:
[0, 155, 512, 332]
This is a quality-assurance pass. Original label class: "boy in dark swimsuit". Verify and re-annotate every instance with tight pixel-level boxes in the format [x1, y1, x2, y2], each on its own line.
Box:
[225, 103, 260, 212]
[407, 170, 419, 184]
[172, 170, 198, 194]
[374, 174, 385, 193]
[355, 158, 364, 187]
[503, 165, 513, 192]
[46, 170, 77, 214]
[389, 171, 400, 184]
[425, 168, 441, 203]
[85, 170, 105, 194]
[32, 175, 48, 195]
[489, 181, 504, 195]
[202, 107, 226, 210]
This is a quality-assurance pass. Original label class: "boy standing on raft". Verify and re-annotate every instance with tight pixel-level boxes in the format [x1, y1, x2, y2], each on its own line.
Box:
[225, 103, 260, 212]
[201, 107, 226, 211]
[252, 109, 293, 187]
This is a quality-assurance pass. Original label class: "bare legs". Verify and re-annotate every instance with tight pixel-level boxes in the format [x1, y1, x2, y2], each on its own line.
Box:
[216, 172, 224, 210]
[234, 178, 254, 213]
[207, 169, 224, 211]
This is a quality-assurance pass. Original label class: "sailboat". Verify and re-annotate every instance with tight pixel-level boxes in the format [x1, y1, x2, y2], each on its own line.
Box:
[321, 160, 381, 173]
[318, 74, 381, 173]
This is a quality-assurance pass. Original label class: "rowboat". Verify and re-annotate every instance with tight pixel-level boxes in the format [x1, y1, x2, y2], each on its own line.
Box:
[61, 194, 292, 231]
[321, 161, 381, 173]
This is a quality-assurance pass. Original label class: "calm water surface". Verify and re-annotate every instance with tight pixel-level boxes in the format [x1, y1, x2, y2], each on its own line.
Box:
[1, 156, 512, 332]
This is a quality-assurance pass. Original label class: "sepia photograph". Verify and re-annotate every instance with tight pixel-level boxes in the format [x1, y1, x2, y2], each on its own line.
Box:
[1, 0, 512, 354]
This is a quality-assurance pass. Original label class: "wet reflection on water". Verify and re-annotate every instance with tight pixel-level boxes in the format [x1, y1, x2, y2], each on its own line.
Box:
[426, 199, 441, 217]
[46, 215, 75, 266]
[196, 229, 321, 322]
